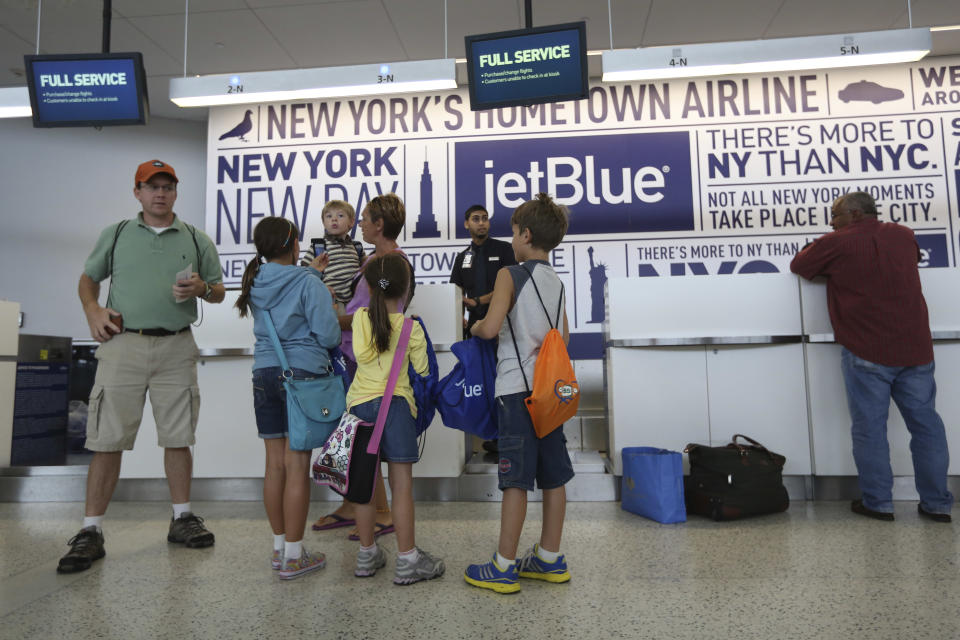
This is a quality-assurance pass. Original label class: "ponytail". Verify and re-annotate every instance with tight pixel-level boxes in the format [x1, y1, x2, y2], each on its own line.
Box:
[234, 254, 262, 318]
[367, 280, 392, 353]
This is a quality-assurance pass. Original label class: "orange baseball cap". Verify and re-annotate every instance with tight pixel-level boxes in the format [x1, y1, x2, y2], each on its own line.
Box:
[135, 159, 178, 187]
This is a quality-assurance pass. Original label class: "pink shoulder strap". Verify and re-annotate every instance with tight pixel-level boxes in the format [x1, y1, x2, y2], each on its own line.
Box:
[366, 317, 414, 454]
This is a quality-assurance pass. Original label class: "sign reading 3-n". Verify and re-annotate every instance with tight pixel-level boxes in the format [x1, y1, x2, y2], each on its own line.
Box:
[454, 131, 694, 237]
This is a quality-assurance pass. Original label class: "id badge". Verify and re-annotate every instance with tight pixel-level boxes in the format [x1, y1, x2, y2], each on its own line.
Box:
[462, 252, 474, 269]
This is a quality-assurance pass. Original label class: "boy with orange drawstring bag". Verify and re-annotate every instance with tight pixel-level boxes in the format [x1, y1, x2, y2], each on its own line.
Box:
[463, 193, 576, 594]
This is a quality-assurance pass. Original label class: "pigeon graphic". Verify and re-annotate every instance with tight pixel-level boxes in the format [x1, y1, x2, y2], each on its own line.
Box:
[219, 109, 253, 142]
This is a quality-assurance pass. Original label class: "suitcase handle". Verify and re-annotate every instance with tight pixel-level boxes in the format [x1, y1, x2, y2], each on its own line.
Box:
[731, 434, 774, 457]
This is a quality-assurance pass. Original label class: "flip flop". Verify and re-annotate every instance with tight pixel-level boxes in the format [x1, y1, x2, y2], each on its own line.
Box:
[311, 513, 356, 531]
[348, 522, 396, 541]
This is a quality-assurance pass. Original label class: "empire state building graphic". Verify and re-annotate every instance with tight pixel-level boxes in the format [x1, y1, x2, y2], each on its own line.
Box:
[412, 155, 441, 238]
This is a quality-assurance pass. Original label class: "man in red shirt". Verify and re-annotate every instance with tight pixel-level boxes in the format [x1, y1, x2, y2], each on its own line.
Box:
[791, 191, 952, 523]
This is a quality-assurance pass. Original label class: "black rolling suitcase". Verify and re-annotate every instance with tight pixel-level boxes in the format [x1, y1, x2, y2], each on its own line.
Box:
[683, 434, 789, 521]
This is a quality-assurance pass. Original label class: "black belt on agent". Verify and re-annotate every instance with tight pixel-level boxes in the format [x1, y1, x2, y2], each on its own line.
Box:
[125, 327, 191, 337]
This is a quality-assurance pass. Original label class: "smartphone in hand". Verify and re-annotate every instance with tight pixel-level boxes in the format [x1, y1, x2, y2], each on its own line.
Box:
[310, 238, 325, 257]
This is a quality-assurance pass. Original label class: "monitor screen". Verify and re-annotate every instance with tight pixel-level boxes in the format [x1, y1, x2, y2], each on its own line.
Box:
[465, 22, 588, 111]
[24, 52, 149, 128]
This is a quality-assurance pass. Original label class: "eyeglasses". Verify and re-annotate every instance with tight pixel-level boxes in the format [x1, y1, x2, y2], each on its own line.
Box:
[139, 183, 177, 193]
[830, 209, 851, 220]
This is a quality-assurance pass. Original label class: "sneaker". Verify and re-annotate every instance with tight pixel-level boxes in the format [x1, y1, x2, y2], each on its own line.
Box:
[464, 554, 520, 594]
[394, 547, 445, 585]
[271, 549, 282, 570]
[518, 545, 571, 583]
[167, 512, 216, 548]
[918, 504, 952, 523]
[355, 544, 387, 577]
[851, 499, 894, 522]
[278, 549, 326, 580]
[56, 526, 105, 574]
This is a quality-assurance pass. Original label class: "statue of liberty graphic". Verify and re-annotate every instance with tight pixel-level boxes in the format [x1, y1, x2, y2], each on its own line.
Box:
[587, 246, 608, 324]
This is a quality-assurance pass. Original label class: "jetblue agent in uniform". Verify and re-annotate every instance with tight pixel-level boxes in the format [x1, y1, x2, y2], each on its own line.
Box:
[464, 193, 574, 593]
[58, 160, 225, 573]
[236, 217, 341, 580]
[791, 191, 953, 523]
[450, 204, 517, 338]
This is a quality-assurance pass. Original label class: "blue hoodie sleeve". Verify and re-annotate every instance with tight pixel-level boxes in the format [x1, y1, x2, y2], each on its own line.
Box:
[302, 272, 341, 349]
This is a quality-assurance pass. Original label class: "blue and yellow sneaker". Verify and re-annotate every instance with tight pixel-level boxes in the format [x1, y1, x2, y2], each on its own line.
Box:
[464, 554, 520, 594]
[517, 545, 570, 583]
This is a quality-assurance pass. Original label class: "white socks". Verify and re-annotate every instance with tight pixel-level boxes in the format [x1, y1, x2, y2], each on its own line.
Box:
[273, 534, 286, 553]
[172, 503, 191, 519]
[398, 547, 420, 563]
[82, 515, 104, 531]
[495, 551, 515, 568]
[535, 544, 560, 563]
[284, 540, 303, 560]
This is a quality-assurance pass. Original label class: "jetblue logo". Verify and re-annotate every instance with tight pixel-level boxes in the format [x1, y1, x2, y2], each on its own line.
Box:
[454, 132, 694, 237]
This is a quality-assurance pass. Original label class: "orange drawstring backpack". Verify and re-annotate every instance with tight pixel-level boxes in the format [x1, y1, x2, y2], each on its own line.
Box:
[506, 265, 580, 438]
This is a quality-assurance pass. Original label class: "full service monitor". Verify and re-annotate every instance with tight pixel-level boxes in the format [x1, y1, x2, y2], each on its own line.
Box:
[24, 52, 149, 128]
[465, 22, 587, 111]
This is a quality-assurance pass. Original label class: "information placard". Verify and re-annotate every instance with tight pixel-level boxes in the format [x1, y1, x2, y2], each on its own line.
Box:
[24, 52, 149, 128]
[465, 22, 587, 111]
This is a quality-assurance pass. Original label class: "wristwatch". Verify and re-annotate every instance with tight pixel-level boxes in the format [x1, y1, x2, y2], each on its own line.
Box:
[202, 281, 213, 300]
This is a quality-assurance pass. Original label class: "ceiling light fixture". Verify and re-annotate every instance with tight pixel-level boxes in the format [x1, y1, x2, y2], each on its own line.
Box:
[169, 58, 457, 107]
[0, 86, 31, 118]
[602, 28, 932, 82]
[930, 24, 960, 32]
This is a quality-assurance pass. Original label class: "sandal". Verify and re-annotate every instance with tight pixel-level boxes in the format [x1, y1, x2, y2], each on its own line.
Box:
[311, 513, 356, 531]
[348, 522, 396, 541]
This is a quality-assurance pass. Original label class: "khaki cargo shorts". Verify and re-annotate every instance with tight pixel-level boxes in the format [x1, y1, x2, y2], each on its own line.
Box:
[85, 330, 200, 451]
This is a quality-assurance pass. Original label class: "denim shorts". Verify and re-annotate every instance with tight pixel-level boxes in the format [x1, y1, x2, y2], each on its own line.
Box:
[496, 391, 575, 492]
[350, 396, 419, 463]
[252, 366, 323, 439]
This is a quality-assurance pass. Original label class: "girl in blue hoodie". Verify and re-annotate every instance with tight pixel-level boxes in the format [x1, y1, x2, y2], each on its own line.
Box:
[235, 217, 341, 580]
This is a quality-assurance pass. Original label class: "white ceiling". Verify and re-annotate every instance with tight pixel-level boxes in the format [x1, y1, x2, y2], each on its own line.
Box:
[3, 0, 960, 121]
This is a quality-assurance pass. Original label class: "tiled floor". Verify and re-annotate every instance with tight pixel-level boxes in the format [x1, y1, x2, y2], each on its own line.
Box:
[1, 500, 958, 640]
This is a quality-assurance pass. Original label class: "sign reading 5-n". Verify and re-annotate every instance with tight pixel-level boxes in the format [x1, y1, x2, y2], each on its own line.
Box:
[454, 131, 695, 237]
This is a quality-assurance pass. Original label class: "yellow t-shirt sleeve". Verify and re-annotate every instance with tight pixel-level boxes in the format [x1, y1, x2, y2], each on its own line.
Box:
[409, 322, 429, 375]
[351, 308, 373, 363]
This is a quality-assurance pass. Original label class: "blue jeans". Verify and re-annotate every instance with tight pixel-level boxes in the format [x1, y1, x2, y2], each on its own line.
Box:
[841, 348, 953, 514]
[350, 396, 419, 463]
[252, 366, 321, 439]
[496, 391, 575, 492]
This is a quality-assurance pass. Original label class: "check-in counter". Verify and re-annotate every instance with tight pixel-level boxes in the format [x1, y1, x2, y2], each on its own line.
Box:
[604, 274, 811, 477]
[801, 269, 960, 479]
[605, 268, 960, 495]
[118, 282, 465, 480]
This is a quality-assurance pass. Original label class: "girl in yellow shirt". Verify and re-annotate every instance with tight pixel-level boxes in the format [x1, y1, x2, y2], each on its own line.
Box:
[346, 253, 445, 585]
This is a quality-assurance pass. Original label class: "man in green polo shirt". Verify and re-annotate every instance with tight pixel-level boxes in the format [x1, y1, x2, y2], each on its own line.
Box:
[58, 159, 226, 574]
